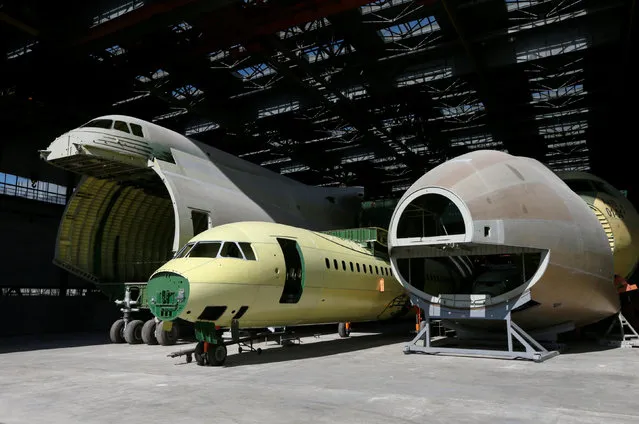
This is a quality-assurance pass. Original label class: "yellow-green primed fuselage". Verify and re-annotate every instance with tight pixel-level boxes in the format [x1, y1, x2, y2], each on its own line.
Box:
[147, 222, 411, 329]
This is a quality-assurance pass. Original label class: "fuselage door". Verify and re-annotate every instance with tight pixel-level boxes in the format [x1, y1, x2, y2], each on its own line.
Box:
[277, 238, 305, 304]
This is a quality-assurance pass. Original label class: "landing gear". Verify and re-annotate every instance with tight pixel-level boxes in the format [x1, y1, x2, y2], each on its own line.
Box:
[194, 341, 228, 366]
[156, 321, 179, 346]
[109, 319, 125, 343]
[110, 286, 140, 344]
[338, 322, 351, 338]
[124, 319, 144, 344]
[141, 319, 158, 345]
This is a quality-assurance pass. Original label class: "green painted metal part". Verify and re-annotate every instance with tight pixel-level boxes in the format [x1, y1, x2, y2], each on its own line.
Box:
[146, 272, 190, 321]
[195, 321, 221, 344]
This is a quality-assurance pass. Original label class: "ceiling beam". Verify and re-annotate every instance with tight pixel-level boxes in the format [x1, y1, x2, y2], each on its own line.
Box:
[0, 11, 39, 37]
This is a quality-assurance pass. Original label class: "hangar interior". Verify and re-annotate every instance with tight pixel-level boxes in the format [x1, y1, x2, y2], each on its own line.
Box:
[0, 0, 636, 336]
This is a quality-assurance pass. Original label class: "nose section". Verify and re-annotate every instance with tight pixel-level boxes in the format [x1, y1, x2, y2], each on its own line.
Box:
[147, 272, 190, 321]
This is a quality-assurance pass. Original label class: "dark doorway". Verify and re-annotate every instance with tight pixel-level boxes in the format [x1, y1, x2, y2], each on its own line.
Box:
[277, 238, 305, 304]
[191, 210, 210, 236]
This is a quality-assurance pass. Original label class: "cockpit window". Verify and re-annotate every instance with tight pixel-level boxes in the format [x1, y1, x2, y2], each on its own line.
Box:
[113, 120, 130, 134]
[188, 242, 222, 258]
[219, 242, 243, 259]
[130, 123, 144, 137]
[174, 242, 195, 258]
[238, 242, 256, 260]
[81, 119, 113, 129]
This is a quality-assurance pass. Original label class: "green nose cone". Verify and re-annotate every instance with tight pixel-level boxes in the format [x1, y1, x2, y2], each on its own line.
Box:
[147, 272, 190, 321]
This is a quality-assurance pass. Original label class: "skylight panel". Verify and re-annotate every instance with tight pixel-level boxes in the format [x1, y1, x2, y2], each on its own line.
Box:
[534, 107, 588, 121]
[277, 18, 330, 39]
[547, 156, 590, 171]
[341, 85, 368, 100]
[171, 84, 204, 100]
[361, 0, 413, 15]
[171, 21, 192, 33]
[379, 16, 440, 43]
[341, 152, 375, 164]
[530, 84, 585, 102]
[301, 39, 354, 63]
[7, 41, 38, 60]
[505, 0, 545, 12]
[185, 120, 220, 135]
[440, 103, 485, 117]
[538, 121, 587, 139]
[234, 63, 276, 81]
[261, 157, 292, 166]
[105, 45, 126, 56]
[258, 101, 300, 119]
[450, 134, 503, 150]
[396, 65, 452, 87]
[112, 92, 150, 106]
[516, 36, 589, 63]
[92, 0, 144, 27]
[152, 109, 188, 122]
[280, 164, 310, 174]
[239, 149, 271, 158]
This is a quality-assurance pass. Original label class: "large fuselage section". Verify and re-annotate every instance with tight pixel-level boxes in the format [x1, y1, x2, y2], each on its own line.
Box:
[42, 116, 363, 287]
[148, 222, 409, 328]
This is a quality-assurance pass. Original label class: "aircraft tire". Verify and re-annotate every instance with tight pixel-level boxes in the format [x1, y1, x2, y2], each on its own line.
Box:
[141, 319, 158, 345]
[156, 321, 179, 346]
[109, 319, 125, 344]
[194, 342, 207, 366]
[338, 322, 351, 338]
[124, 320, 144, 344]
[209, 344, 227, 366]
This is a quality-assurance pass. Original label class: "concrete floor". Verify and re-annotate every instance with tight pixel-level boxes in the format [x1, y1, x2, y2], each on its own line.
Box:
[1, 327, 639, 424]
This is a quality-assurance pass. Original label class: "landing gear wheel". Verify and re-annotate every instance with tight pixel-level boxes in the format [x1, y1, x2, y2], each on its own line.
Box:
[194, 342, 207, 366]
[209, 344, 227, 366]
[156, 321, 179, 346]
[109, 319, 125, 344]
[141, 319, 157, 345]
[338, 322, 351, 338]
[124, 319, 144, 344]
[238, 346, 243, 354]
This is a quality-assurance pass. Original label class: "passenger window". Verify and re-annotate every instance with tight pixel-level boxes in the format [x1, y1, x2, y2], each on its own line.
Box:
[81, 119, 113, 129]
[219, 242, 243, 259]
[325, 258, 330, 269]
[369, 265, 373, 274]
[342, 260, 346, 271]
[187, 242, 221, 258]
[375, 266, 379, 274]
[356, 263, 360, 272]
[114, 120, 130, 134]
[350, 262, 354, 272]
[333, 259, 338, 270]
[238, 242, 256, 260]
[130, 123, 144, 137]
[363, 264, 367, 274]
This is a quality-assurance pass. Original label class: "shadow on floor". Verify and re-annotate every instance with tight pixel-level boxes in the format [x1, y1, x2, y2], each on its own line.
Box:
[211, 330, 412, 368]
[0, 331, 194, 354]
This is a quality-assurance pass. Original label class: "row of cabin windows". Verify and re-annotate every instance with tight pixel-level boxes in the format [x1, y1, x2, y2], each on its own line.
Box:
[81, 119, 145, 138]
[175, 241, 257, 261]
[324, 257, 393, 277]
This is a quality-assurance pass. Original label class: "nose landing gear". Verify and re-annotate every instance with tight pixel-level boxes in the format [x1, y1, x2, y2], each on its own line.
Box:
[194, 341, 228, 366]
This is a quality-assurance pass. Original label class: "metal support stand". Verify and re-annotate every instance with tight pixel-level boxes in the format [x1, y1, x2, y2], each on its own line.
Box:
[404, 314, 559, 362]
[402, 292, 562, 362]
[599, 313, 639, 348]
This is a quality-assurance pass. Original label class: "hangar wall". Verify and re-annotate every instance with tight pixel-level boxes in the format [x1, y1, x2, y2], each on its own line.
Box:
[0, 140, 119, 337]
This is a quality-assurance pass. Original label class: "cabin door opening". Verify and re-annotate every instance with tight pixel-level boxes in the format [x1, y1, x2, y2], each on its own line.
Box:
[277, 238, 305, 304]
[191, 209, 211, 237]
